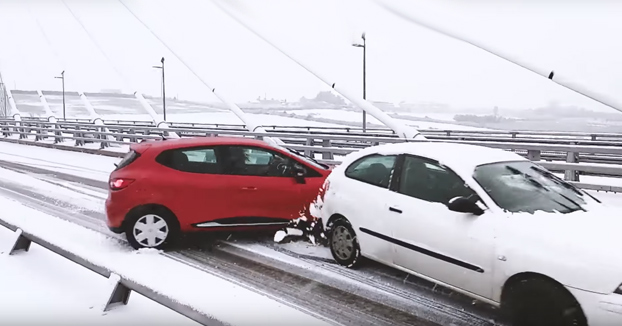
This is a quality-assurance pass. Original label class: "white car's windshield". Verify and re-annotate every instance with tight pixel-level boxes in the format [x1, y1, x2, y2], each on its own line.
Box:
[473, 161, 599, 214]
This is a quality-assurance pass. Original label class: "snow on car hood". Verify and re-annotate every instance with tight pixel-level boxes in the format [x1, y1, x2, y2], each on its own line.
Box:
[500, 203, 622, 293]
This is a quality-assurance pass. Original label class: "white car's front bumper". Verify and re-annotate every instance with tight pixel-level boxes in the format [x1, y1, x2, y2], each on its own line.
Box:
[568, 286, 622, 326]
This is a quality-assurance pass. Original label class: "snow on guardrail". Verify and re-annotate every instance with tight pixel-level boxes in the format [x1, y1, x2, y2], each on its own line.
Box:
[0, 196, 332, 326]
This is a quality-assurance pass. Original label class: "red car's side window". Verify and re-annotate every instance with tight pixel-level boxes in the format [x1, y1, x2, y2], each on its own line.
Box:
[219, 145, 295, 177]
[155, 146, 222, 174]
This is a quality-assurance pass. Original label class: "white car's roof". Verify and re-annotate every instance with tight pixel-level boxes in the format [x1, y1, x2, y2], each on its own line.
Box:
[350, 141, 527, 171]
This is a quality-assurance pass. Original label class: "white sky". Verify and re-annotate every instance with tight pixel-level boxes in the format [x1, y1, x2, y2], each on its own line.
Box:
[0, 0, 620, 112]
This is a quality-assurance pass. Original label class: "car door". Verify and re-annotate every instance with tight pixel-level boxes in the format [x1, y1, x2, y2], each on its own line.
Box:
[387, 154, 496, 299]
[216, 145, 304, 225]
[287, 158, 329, 214]
[152, 145, 232, 227]
[338, 153, 399, 265]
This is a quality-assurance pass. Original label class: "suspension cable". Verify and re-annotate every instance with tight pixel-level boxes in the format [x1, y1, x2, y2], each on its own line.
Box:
[61, 0, 131, 86]
[26, 3, 65, 72]
[373, 0, 622, 114]
[117, 0, 283, 144]
[118, 0, 219, 96]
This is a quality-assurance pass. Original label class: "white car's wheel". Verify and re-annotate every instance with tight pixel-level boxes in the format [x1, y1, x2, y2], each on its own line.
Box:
[125, 209, 179, 250]
[328, 217, 363, 268]
[503, 277, 587, 326]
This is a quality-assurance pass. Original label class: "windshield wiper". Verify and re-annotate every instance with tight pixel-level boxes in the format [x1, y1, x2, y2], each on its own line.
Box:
[530, 166, 601, 203]
[505, 166, 583, 212]
[507, 166, 550, 192]
[557, 192, 587, 212]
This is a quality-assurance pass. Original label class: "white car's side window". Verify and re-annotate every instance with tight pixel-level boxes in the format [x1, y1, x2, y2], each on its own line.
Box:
[397, 155, 476, 205]
[344, 154, 397, 189]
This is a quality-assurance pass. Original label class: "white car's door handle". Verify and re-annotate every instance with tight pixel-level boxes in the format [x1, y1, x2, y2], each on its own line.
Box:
[389, 206, 402, 214]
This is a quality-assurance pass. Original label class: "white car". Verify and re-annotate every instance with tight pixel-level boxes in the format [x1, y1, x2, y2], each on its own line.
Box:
[319, 141, 622, 326]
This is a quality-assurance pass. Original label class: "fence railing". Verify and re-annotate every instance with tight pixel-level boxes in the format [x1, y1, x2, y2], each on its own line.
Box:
[12, 116, 622, 141]
[2, 117, 622, 192]
[0, 217, 225, 325]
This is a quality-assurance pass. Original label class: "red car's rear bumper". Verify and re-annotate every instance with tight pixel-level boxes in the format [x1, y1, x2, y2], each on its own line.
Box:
[105, 193, 130, 234]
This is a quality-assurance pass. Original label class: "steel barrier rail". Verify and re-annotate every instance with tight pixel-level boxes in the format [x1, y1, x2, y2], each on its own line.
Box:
[3, 118, 622, 190]
[6, 117, 622, 142]
[8, 119, 622, 151]
[1, 119, 621, 156]
[3, 130, 622, 192]
[0, 124, 163, 147]
[0, 218, 227, 326]
[5, 118, 622, 148]
[8, 117, 622, 139]
[167, 124, 622, 141]
[173, 124, 622, 142]
[6, 119, 622, 157]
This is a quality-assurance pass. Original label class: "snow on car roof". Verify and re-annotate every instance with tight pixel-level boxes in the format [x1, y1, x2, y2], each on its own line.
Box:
[352, 141, 527, 172]
[133, 136, 268, 151]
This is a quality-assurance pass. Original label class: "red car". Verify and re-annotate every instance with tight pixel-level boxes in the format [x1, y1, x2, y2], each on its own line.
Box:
[105, 137, 332, 249]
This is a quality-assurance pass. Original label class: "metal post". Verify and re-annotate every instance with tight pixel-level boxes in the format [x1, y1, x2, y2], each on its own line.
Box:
[353, 33, 367, 132]
[153, 57, 166, 121]
[62, 72, 66, 120]
[161, 57, 166, 121]
[362, 34, 366, 132]
[55, 71, 66, 120]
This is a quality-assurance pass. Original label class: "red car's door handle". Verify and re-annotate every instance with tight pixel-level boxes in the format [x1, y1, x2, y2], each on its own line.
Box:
[241, 186, 257, 191]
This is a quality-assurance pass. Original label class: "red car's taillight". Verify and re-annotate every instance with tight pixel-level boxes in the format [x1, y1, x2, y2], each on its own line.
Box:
[109, 178, 135, 190]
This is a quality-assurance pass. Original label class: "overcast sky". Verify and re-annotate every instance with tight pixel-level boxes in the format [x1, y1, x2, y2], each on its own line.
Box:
[0, 0, 620, 113]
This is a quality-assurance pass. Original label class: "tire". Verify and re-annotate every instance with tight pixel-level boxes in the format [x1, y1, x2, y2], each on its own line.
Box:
[503, 277, 587, 326]
[328, 217, 363, 268]
[124, 207, 180, 250]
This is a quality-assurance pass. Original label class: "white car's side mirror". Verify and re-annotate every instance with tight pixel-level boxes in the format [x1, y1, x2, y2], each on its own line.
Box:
[447, 196, 485, 216]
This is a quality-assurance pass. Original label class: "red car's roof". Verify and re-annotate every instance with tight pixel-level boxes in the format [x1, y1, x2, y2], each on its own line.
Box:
[131, 136, 270, 152]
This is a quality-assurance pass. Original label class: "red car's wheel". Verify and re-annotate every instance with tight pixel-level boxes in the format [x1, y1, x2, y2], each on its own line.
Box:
[125, 207, 180, 250]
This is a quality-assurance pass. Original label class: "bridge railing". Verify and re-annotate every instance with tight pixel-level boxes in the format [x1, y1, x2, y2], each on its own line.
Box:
[0, 218, 227, 325]
[10, 116, 622, 141]
[1, 117, 622, 192]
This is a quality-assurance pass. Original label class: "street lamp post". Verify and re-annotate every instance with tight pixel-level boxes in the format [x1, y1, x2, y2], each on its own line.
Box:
[152, 57, 166, 121]
[352, 32, 367, 132]
[54, 71, 65, 120]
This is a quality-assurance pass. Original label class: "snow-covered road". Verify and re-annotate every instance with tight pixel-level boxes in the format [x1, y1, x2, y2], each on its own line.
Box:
[0, 195, 336, 326]
[0, 226, 200, 326]
[0, 141, 118, 182]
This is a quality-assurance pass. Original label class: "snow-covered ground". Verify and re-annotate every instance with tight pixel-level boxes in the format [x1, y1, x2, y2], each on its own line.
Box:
[0, 226, 199, 326]
[397, 112, 463, 122]
[11, 91, 492, 131]
[100, 111, 349, 128]
[0, 195, 330, 326]
[285, 109, 493, 131]
[0, 141, 118, 181]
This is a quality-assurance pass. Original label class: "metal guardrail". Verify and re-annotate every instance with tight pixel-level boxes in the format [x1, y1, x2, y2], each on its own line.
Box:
[1, 117, 622, 192]
[0, 218, 224, 325]
[12, 116, 622, 140]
